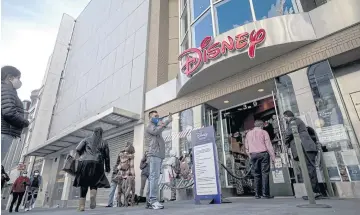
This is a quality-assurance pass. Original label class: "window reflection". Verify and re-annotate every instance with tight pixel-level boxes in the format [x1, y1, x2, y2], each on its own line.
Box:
[191, 0, 210, 20]
[192, 10, 213, 48]
[252, 0, 296, 20]
[215, 0, 253, 35]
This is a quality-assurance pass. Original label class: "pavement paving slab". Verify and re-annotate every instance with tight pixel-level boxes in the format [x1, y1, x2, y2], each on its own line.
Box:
[1, 198, 358, 215]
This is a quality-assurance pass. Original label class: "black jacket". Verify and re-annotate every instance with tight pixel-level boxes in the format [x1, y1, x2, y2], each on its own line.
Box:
[1, 82, 29, 137]
[284, 117, 317, 159]
[76, 136, 111, 173]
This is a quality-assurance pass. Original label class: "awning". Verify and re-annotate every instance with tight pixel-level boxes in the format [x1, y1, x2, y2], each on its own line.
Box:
[26, 107, 140, 157]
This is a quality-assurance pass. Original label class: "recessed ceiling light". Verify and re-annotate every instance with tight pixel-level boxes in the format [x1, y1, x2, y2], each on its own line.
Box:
[258, 89, 264, 92]
[224, 100, 229, 104]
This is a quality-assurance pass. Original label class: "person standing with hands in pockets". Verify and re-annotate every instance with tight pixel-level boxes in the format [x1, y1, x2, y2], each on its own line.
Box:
[145, 111, 172, 210]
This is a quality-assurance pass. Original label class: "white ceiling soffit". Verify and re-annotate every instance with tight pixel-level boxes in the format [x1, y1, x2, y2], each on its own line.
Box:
[26, 107, 140, 157]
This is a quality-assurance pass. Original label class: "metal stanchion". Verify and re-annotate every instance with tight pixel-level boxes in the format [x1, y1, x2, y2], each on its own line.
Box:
[290, 121, 331, 208]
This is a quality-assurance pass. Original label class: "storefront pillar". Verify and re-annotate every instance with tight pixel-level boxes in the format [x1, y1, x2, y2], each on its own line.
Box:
[133, 124, 145, 195]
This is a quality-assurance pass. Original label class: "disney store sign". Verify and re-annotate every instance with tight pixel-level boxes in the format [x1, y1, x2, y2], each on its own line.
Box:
[178, 29, 266, 77]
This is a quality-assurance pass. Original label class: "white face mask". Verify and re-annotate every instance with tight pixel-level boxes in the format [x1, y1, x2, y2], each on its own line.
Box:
[34, 173, 39, 176]
[10, 78, 22, 89]
[22, 174, 27, 177]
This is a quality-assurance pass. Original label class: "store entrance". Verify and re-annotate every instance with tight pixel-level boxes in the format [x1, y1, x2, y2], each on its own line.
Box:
[205, 81, 295, 197]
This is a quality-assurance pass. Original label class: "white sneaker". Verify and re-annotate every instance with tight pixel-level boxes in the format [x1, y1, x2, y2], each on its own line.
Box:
[150, 201, 164, 210]
[25, 208, 29, 212]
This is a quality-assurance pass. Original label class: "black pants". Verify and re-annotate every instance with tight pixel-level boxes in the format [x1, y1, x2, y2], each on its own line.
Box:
[297, 151, 320, 193]
[251, 152, 270, 196]
[10, 192, 25, 211]
[80, 186, 97, 198]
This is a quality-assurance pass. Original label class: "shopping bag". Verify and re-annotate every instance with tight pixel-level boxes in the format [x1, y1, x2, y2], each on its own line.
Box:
[62, 154, 77, 176]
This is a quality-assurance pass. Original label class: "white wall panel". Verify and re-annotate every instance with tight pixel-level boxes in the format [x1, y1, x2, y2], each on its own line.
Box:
[49, 0, 149, 138]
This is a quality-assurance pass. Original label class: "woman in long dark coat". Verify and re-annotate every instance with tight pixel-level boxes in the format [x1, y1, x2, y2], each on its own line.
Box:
[73, 127, 110, 211]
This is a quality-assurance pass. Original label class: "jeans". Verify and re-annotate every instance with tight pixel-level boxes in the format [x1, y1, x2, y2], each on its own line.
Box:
[149, 156, 162, 203]
[1, 134, 14, 163]
[108, 181, 117, 206]
[251, 152, 270, 196]
[25, 187, 39, 208]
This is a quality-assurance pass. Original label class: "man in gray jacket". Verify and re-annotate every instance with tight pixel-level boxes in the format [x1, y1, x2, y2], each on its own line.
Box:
[145, 110, 172, 209]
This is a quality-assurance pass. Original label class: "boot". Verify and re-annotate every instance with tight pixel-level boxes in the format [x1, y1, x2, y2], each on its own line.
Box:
[90, 189, 97, 209]
[78, 198, 85, 211]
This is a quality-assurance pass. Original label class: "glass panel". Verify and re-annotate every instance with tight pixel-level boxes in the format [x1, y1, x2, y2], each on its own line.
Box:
[181, 34, 189, 52]
[191, 11, 213, 48]
[275, 61, 360, 182]
[191, 0, 210, 21]
[180, 8, 189, 39]
[215, 0, 253, 34]
[252, 0, 296, 21]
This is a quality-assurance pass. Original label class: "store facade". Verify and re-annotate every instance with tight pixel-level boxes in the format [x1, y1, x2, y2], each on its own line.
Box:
[24, 0, 150, 207]
[145, 0, 360, 199]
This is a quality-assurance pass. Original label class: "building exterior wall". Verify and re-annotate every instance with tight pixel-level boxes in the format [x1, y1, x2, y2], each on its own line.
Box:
[49, 0, 150, 138]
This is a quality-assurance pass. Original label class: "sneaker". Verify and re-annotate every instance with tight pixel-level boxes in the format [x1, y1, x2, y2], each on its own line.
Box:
[145, 201, 152, 209]
[25, 208, 29, 212]
[262, 195, 274, 199]
[150, 201, 164, 210]
[255, 195, 261, 199]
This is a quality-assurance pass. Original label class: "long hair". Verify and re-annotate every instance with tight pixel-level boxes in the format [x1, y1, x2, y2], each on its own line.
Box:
[93, 127, 103, 146]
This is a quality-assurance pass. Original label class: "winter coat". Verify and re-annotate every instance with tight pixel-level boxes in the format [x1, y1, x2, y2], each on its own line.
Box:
[29, 175, 42, 188]
[76, 136, 110, 173]
[145, 119, 172, 159]
[12, 176, 30, 193]
[1, 81, 29, 137]
[284, 117, 317, 160]
[1, 165, 10, 189]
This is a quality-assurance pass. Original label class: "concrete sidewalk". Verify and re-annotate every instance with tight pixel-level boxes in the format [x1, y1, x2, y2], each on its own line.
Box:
[1, 197, 358, 215]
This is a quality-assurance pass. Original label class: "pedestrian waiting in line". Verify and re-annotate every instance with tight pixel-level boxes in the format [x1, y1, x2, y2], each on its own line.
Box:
[245, 120, 276, 199]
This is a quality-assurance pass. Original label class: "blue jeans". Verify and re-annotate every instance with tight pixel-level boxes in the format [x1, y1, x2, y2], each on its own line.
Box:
[1, 134, 14, 163]
[108, 181, 117, 206]
[149, 156, 162, 203]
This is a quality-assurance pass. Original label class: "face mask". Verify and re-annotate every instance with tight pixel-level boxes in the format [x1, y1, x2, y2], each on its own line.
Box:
[23, 174, 27, 177]
[151, 117, 160, 126]
[10, 78, 22, 89]
[34, 173, 39, 176]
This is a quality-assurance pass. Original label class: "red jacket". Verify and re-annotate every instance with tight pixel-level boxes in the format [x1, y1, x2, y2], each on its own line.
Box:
[12, 176, 30, 193]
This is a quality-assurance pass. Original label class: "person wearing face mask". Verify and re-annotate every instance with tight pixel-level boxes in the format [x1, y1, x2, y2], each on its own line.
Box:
[145, 110, 172, 209]
[24, 170, 42, 211]
[1, 66, 30, 163]
[283, 110, 321, 199]
[9, 171, 30, 213]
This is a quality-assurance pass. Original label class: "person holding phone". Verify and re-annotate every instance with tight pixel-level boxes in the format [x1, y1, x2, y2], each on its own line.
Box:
[9, 171, 30, 213]
[145, 111, 172, 210]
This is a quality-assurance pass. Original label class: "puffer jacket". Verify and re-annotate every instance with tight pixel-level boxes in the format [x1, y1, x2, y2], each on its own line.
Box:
[1, 82, 29, 137]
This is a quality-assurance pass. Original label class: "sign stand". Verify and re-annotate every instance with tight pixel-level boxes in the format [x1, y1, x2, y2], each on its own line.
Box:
[191, 126, 222, 205]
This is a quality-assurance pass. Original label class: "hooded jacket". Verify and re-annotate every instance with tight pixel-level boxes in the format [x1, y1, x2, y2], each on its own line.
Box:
[1, 81, 29, 137]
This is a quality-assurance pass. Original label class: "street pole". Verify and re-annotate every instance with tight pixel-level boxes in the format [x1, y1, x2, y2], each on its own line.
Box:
[291, 121, 316, 204]
[290, 121, 331, 208]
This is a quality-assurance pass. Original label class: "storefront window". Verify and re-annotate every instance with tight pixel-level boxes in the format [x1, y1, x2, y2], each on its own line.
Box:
[214, 0, 253, 35]
[191, 10, 213, 48]
[191, 0, 210, 21]
[252, 0, 296, 21]
[276, 61, 360, 182]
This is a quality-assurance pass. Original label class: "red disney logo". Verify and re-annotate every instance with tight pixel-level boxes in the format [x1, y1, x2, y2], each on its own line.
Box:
[178, 29, 266, 77]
